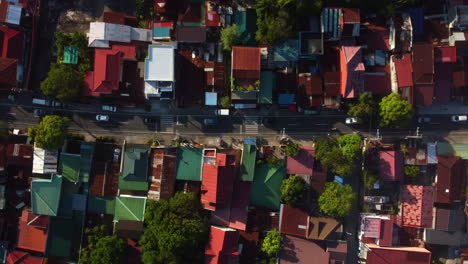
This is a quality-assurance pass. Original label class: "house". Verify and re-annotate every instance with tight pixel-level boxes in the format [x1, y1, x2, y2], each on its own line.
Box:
[287, 146, 315, 176]
[340, 46, 365, 98]
[307, 217, 343, 240]
[176, 147, 202, 181]
[205, 1, 220, 27]
[413, 43, 434, 84]
[259, 71, 275, 105]
[231, 47, 261, 91]
[0, 1, 22, 25]
[359, 215, 395, 247]
[114, 196, 147, 222]
[16, 210, 48, 253]
[119, 145, 149, 192]
[147, 148, 176, 201]
[0, 26, 24, 62]
[393, 54, 413, 102]
[30, 174, 62, 216]
[321, 8, 342, 41]
[58, 142, 94, 183]
[364, 244, 431, 264]
[6, 143, 32, 168]
[205, 61, 224, 93]
[363, 67, 391, 96]
[361, 25, 391, 52]
[6, 251, 44, 264]
[435, 47, 456, 63]
[115, 220, 144, 240]
[84, 42, 138, 97]
[0, 57, 17, 91]
[424, 228, 468, 247]
[401, 185, 434, 228]
[205, 226, 239, 264]
[175, 26, 206, 42]
[279, 205, 309, 237]
[280, 235, 330, 264]
[250, 164, 285, 210]
[240, 144, 256, 182]
[87, 22, 151, 48]
[297, 73, 323, 109]
[299, 32, 324, 56]
[434, 60, 453, 103]
[435, 156, 464, 204]
[102, 11, 137, 26]
[435, 208, 465, 232]
[274, 39, 299, 65]
[144, 45, 175, 100]
[176, 50, 205, 107]
[324, 72, 341, 108]
[379, 150, 404, 182]
[342, 8, 360, 37]
[153, 22, 173, 41]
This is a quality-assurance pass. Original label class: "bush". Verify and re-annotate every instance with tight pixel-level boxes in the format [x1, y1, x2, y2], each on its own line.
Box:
[404, 166, 420, 181]
[40, 64, 84, 102]
[28, 115, 69, 149]
[363, 169, 378, 191]
[338, 134, 362, 159]
[220, 96, 231, 108]
[280, 176, 306, 206]
[261, 229, 281, 256]
[319, 182, 356, 218]
[379, 93, 413, 128]
[285, 142, 300, 157]
[221, 25, 241, 51]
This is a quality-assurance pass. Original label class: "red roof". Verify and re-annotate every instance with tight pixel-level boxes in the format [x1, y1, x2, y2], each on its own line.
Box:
[414, 84, 434, 106]
[206, 10, 220, 27]
[17, 210, 47, 253]
[298, 73, 322, 95]
[280, 235, 330, 264]
[362, 25, 390, 51]
[6, 251, 44, 264]
[435, 47, 456, 63]
[205, 226, 239, 264]
[0, 2, 8, 24]
[175, 26, 206, 42]
[103, 12, 126, 25]
[366, 245, 431, 264]
[280, 205, 308, 238]
[364, 66, 391, 95]
[324, 72, 341, 96]
[379, 219, 394, 247]
[436, 156, 464, 204]
[7, 144, 32, 167]
[342, 8, 360, 23]
[412, 43, 434, 84]
[394, 54, 414, 88]
[201, 153, 235, 211]
[0, 57, 16, 90]
[205, 62, 224, 92]
[84, 42, 137, 96]
[434, 63, 452, 103]
[286, 146, 315, 176]
[232, 47, 261, 80]
[0, 26, 23, 63]
[340, 46, 364, 98]
[178, 3, 202, 23]
[401, 185, 434, 228]
[379, 151, 404, 182]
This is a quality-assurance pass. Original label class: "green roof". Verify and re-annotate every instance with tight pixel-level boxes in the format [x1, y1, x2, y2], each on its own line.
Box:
[259, 71, 276, 104]
[437, 143, 468, 159]
[87, 196, 115, 215]
[59, 143, 94, 183]
[119, 145, 149, 191]
[45, 217, 75, 258]
[274, 39, 299, 62]
[57, 177, 79, 218]
[79, 142, 94, 183]
[31, 175, 63, 216]
[250, 164, 286, 210]
[63, 46, 78, 64]
[240, 144, 257, 181]
[176, 147, 203, 181]
[114, 196, 146, 222]
[233, 9, 257, 46]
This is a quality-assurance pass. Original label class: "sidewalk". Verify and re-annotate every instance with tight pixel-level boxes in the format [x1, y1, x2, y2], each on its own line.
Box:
[417, 102, 468, 115]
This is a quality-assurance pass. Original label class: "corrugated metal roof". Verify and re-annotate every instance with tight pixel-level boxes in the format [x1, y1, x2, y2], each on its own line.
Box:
[63, 46, 78, 64]
[401, 185, 434, 228]
[280, 205, 308, 237]
[5, 4, 21, 25]
[176, 147, 203, 181]
[325, 72, 341, 96]
[31, 175, 62, 216]
[287, 147, 315, 176]
[232, 46, 261, 71]
[394, 54, 414, 88]
[379, 151, 404, 182]
[175, 26, 206, 42]
[153, 26, 171, 39]
[259, 71, 275, 104]
[250, 164, 285, 210]
[114, 196, 146, 221]
[32, 147, 57, 174]
[240, 144, 256, 181]
[436, 156, 463, 204]
[342, 8, 360, 23]
[274, 39, 299, 62]
[321, 8, 341, 40]
[205, 226, 239, 264]
[427, 143, 437, 164]
[412, 43, 434, 84]
[437, 143, 468, 159]
[119, 145, 149, 191]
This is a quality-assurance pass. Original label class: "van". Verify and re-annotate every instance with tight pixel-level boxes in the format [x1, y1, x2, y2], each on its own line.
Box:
[32, 98, 50, 106]
[215, 109, 229, 116]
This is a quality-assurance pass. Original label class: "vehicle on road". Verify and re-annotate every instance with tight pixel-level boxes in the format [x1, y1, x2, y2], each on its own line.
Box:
[345, 117, 358, 124]
[203, 118, 218, 127]
[96, 115, 109, 122]
[451, 115, 467, 122]
[144, 117, 157, 124]
[102, 105, 117, 112]
[33, 109, 52, 117]
[32, 98, 50, 106]
[417, 117, 431, 123]
[215, 109, 229, 116]
[113, 148, 121, 163]
[50, 100, 63, 107]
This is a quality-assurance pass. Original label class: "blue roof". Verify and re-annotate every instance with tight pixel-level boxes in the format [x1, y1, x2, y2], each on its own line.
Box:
[321, 8, 341, 40]
[153, 27, 171, 38]
[407, 8, 424, 37]
[274, 39, 299, 62]
[244, 137, 257, 145]
[278, 93, 296, 105]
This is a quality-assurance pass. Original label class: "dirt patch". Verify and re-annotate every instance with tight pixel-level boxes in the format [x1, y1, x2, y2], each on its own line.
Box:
[57, 10, 99, 33]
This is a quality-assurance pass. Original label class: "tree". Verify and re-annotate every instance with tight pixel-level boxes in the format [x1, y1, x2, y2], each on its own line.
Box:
[363, 169, 379, 191]
[338, 134, 362, 159]
[261, 229, 281, 256]
[79, 225, 126, 264]
[315, 137, 355, 177]
[221, 25, 241, 51]
[280, 176, 306, 206]
[141, 192, 209, 264]
[404, 166, 420, 181]
[379, 93, 413, 128]
[285, 142, 300, 157]
[28, 115, 69, 149]
[319, 182, 356, 218]
[347, 93, 378, 123]
[40, 64, 84, 102]
[220, 96, 231, 108]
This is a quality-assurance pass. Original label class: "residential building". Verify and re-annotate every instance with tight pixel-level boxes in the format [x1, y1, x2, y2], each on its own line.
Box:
[240, 144, 256, 182]
[363, 244, 431, 264]
[176, 147, 203, 181]
[231, 47, 261, 107]
[205, 226, 239, 264]
[16, 210, 48, 253]
[119, 145, 149, 192]
[144, 45, 175, 100]
[286, 146, 315, 176]
[0, 1, 22, 25]
[339, 46, 365, 99]
[87, 22, 151, 48]
[412, 43, 435, 106]
[400, 185, 434, 228]
[379, 150, 404, 182]
[435, 155, 464, 204]
[250, 164, 285, 210]
[147, 148, 176, 201]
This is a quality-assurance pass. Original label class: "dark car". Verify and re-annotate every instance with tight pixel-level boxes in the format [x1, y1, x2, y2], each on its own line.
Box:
[33, 109, 52, 117]
[203, 118, 218, 127]
[144, 118, 157, 124]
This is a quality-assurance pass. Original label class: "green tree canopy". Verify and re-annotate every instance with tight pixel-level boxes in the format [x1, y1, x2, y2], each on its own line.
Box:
[347, 93, 378, 123]
[404, 165, 420, 181]
[280, 176, 305, 207]
[338, 134, 362, 159]
[220, 95, 231, 108]
[379, 93, 413, 128]
[141, 192, 209, 264]
[285, 142, 300, 157]
[28, 115, 69, 149]
[261, 229, 281, 256]
[221, 25, 242, 51]
[319, 182, 356, 218]
[363, 169, 379, 191]
[55, 31, 93, 72]
[40, 63, 84, 102]
[315, 137, 354, 177]
[79, 225, 126, 264]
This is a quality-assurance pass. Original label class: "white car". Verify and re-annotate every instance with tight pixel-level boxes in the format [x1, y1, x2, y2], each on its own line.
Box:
[345, 117, 358, 124]
[113, 148, 121, 163]
[451, 115, 467, 122]
[102, 105, 117, 112]
[215, 109, 229, 116]
[417, 117, 431, 123]
[96, 115, 109, 122]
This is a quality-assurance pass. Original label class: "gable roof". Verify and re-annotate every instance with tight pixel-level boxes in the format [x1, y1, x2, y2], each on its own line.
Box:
[298, 73, 323, 95]
[287, 146, 315, 176]
[17, 210, 47, 253]
[394, 54, 414, 88]
[412, 43, 434, 84]
[366, 244, 431, 264]
[31, 174, 62, 216]
[6, 251, 43, 264]
[114, 196, 146, 221]
[435, 208, 465, 232]
[0, 26, 23, 62]
[176, 147, 202, 181]
[379, 150, 404, 181]
[401, 185, 434, 228]
[240, 144, 256, 181]
[340, 46, 365, 98]
[414, 84, 434, 106]
[279, 205, 309, 237]
[201, 153, 235, 211]
[361, 25, 390, 51]
[232, 47, 261, 81]
[324, 72, 341, 96]
[87, 196, 115, 215]
[280, 235, 330, 264]
[435, 155, 464, 204]
[0, 57, 16, 89]
[119, 145, 149, 191]
[45, 217, 74, 258]
[307, 217, 342, 240]
[59, 153, 81, 182]
[250, 164, 285, 210]
[205, 226, 239, 264]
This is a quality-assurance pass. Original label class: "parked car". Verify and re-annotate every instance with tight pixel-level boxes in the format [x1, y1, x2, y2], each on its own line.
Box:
[32, 98, 50, 106]
[345, 117, 358, 124]
[50, 100, 63, 108]
[33, 109, 52, 117]
[102, 105, 117, 112]
[417, 117, 431, 123]
[96, 115, 109, 122]
[144, 117, 157, 124]
[451, 115, 467, 122]
[113, 148, 121, 163]
[203, 118, 218, 127]
[215, 109, 229, 116]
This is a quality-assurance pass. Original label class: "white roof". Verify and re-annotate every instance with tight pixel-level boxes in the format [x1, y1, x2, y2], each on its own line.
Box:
[205, 92, 217, 106]
[427, 142, 437, 164]
[32, 146, 58, 174]
[131, 27, 151, 42]
[144, 45, 174, 81]
[88, 22, 131, 47]
[6, 4, 21, 25]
